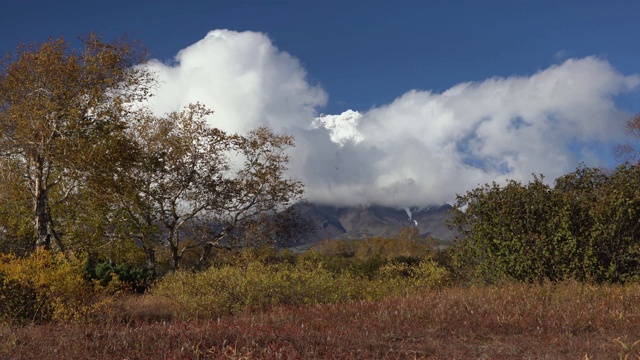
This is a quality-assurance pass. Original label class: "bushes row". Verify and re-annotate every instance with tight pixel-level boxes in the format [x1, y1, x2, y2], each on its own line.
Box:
[0, 245, 449, 323]
[150, 257, 449, 319]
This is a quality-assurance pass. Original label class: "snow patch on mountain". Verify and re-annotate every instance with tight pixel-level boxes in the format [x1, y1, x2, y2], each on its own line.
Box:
[403, 207, 418, 226]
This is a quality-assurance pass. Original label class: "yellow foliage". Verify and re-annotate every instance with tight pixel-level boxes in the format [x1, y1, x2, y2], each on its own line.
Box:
[0, 250, 115, 322]
[151, 261, 364, 319]
[150, 258, 451, 320]
[378, 259, 450, 290]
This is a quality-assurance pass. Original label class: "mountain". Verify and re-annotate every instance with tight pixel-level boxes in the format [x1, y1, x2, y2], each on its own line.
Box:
[287, 202, 456, 251]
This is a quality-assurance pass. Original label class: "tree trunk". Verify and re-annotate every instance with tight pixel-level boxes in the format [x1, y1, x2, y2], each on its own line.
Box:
[170, 243, 180, 271]
[143, 245, 156, 271]
[195, 243, 213, 271]
[33, 166, 50, 250]
[168, 227, 181, 271]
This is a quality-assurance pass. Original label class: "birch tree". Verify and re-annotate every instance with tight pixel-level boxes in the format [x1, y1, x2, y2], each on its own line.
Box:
[0, 34, 153, 251]
[119, 104, 303, 270]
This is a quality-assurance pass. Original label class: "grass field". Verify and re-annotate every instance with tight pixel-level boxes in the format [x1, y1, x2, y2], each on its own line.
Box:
[2, 281, 639, 359]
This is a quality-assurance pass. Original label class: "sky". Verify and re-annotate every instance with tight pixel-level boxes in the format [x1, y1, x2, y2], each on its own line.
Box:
[2, 0, 640, 207]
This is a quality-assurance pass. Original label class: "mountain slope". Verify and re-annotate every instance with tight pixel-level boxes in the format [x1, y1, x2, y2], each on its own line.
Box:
[289, 203, 456, 248]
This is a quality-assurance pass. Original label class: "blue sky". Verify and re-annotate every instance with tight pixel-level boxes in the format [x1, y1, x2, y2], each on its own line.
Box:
[2, 1, 640, 206]
[3, 0, 639, 114]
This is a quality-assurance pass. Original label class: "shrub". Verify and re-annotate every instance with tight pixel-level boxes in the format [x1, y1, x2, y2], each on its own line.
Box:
[449, 165, 640, 284]
[85, 260, 156, 294]
[310, 230, 435, 261]
[151, 260, 368, 319]
[150, 257, 451, 320]
[378, 259, 450, 290]
[411, 259, 451, 288]
[0, 274, 39, 324]
[304, 253, 389, 279]
[0, 250, 115, 323]
[205, 246, 300, 269]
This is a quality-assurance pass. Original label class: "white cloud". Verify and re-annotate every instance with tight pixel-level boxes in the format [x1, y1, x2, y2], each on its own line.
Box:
[310, 57, 639, 206]
[145, 29, 327, 134]
[311, 110, 363, 146]
[144, 31, 640, 207]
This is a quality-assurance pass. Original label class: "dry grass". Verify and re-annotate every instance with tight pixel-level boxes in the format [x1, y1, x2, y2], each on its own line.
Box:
[2, 281, 640, 359]
[108, 294, 183, 324]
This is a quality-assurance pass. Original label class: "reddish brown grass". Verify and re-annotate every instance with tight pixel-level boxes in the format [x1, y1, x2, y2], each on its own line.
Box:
[1, 281, 639, 359]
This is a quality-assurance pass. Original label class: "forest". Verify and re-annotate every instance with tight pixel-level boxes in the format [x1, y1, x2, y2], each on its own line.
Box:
[1, 34, 639, 358]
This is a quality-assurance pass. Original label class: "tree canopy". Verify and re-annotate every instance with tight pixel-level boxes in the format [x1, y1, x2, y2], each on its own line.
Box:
[0, 34, 305, 271]
[112, 103, 303, 270]
[0, 34, 154, 252]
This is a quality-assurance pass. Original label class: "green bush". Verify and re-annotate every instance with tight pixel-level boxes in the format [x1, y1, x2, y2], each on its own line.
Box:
[310, 229, 435, 261]
[449, 165, 640, 284]
[303, 253, 388, 279]
[85, 260, 156, 294]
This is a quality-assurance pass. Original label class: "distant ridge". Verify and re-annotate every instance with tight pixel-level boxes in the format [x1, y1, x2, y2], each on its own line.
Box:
[288, 202, 456, 251]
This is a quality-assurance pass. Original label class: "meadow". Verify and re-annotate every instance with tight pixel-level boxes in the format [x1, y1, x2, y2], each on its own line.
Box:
[1, 245, 639, 359]
[1, 282, 640, 359]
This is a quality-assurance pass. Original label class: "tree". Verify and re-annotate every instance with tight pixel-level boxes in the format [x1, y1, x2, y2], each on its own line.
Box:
[615, 114, 640, 163]
[115, 103, 303, 271]
[0, 158, 32, 254]
[0, 34, 154, 251]
[198, 126, 305, 251]
[240, 206, 316, 249]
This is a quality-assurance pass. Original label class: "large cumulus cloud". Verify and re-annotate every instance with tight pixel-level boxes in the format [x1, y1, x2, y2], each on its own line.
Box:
[145, 29, 327, 134]
[145, 30, 640, 207]
[312, 58, 639, 206]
